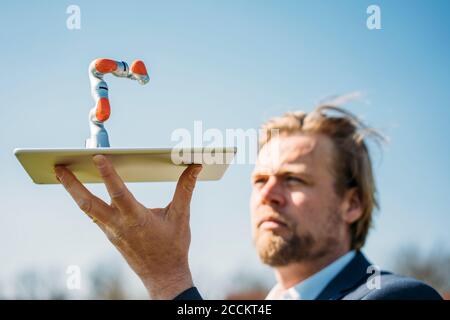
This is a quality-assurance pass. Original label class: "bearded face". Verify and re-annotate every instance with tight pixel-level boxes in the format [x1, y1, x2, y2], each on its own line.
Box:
[250, 133, 348, 267]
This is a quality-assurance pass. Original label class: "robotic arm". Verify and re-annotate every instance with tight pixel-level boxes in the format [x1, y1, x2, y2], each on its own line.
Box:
[86, 58, 150, 148]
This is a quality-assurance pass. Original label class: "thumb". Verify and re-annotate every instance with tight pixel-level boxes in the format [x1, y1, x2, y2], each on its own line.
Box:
[170, 164, 202, 221]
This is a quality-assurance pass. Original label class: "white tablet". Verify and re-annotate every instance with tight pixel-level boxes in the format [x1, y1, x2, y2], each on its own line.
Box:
[14, 147, 237, 184]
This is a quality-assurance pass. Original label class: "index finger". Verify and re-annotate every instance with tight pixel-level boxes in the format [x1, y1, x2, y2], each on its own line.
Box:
[54, 165, 113, 225]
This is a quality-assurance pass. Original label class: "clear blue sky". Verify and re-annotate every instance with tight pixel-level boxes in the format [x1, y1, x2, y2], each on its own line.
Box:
[0, 0, 449, 298]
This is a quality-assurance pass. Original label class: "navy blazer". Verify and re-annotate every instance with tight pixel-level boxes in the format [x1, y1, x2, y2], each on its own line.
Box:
[174, 251, 443, 300]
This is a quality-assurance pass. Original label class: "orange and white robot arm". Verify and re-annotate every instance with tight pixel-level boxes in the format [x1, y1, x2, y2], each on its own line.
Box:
[86, 58, 150, 148]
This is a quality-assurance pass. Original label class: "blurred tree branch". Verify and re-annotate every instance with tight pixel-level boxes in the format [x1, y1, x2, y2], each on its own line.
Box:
[392, 245, 450, 297]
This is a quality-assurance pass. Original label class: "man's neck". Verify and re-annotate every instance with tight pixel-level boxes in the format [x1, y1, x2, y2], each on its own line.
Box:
[274, 247, 351, 290]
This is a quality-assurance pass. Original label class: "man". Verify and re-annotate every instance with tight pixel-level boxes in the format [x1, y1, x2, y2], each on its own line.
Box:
[54, 104, 442, 300]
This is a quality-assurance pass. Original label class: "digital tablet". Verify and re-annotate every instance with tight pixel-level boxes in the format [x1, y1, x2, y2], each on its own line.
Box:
[14, 147, 237, 184]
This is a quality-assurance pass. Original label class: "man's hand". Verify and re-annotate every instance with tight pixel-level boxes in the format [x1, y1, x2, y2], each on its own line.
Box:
[54, 154, 202, 299]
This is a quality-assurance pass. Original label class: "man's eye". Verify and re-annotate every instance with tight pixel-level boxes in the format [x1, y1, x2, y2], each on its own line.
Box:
[253, 178, 267, 185]
[286, 176, 304, 184]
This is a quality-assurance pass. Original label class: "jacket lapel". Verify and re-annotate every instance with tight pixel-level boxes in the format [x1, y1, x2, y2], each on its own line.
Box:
[315, 251, 372, 300]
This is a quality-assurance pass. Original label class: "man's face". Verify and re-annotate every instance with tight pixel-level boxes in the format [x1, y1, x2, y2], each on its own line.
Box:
[250, 133, 349, 267]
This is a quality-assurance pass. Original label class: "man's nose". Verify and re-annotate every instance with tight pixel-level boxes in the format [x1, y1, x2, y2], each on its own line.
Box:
[259, 176, 285, 207]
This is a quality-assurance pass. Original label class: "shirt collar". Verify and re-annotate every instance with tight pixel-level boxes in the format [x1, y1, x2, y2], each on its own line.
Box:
[266, 250, 356, 300]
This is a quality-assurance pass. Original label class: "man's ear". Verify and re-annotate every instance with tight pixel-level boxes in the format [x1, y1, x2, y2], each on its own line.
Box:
[341, 188, 363, 224]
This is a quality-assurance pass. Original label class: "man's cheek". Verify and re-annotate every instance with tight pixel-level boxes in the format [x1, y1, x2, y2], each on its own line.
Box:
[290, 189, 309, 203]
[292, 191, 320, 214]
[286, 200, 314, 233]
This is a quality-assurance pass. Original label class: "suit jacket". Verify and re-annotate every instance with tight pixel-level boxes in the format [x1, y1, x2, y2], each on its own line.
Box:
[174, 251, 443, 300]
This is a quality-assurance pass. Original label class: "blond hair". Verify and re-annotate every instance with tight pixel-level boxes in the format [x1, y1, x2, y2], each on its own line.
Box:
[259, 104, 385, 250]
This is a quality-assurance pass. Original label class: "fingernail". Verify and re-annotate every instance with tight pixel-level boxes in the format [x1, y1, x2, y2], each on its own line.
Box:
[192, 165, 202, 178]
[93, 155, 105, 167]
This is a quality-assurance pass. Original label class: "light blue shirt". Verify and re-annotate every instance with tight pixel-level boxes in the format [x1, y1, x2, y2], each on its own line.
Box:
[266, 250, 356, 300]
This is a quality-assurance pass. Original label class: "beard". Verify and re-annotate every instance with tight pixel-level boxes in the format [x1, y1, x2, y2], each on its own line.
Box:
[254, 226, 316, 266]
[253, 208, 343, 267]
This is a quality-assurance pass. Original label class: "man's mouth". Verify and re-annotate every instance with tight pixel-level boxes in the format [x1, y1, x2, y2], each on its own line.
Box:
[258, 217, 288, 230]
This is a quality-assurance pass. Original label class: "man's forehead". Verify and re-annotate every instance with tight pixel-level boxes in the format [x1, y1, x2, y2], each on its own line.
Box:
[253, 162, 310, 176]
[253, 133, 334, 175]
